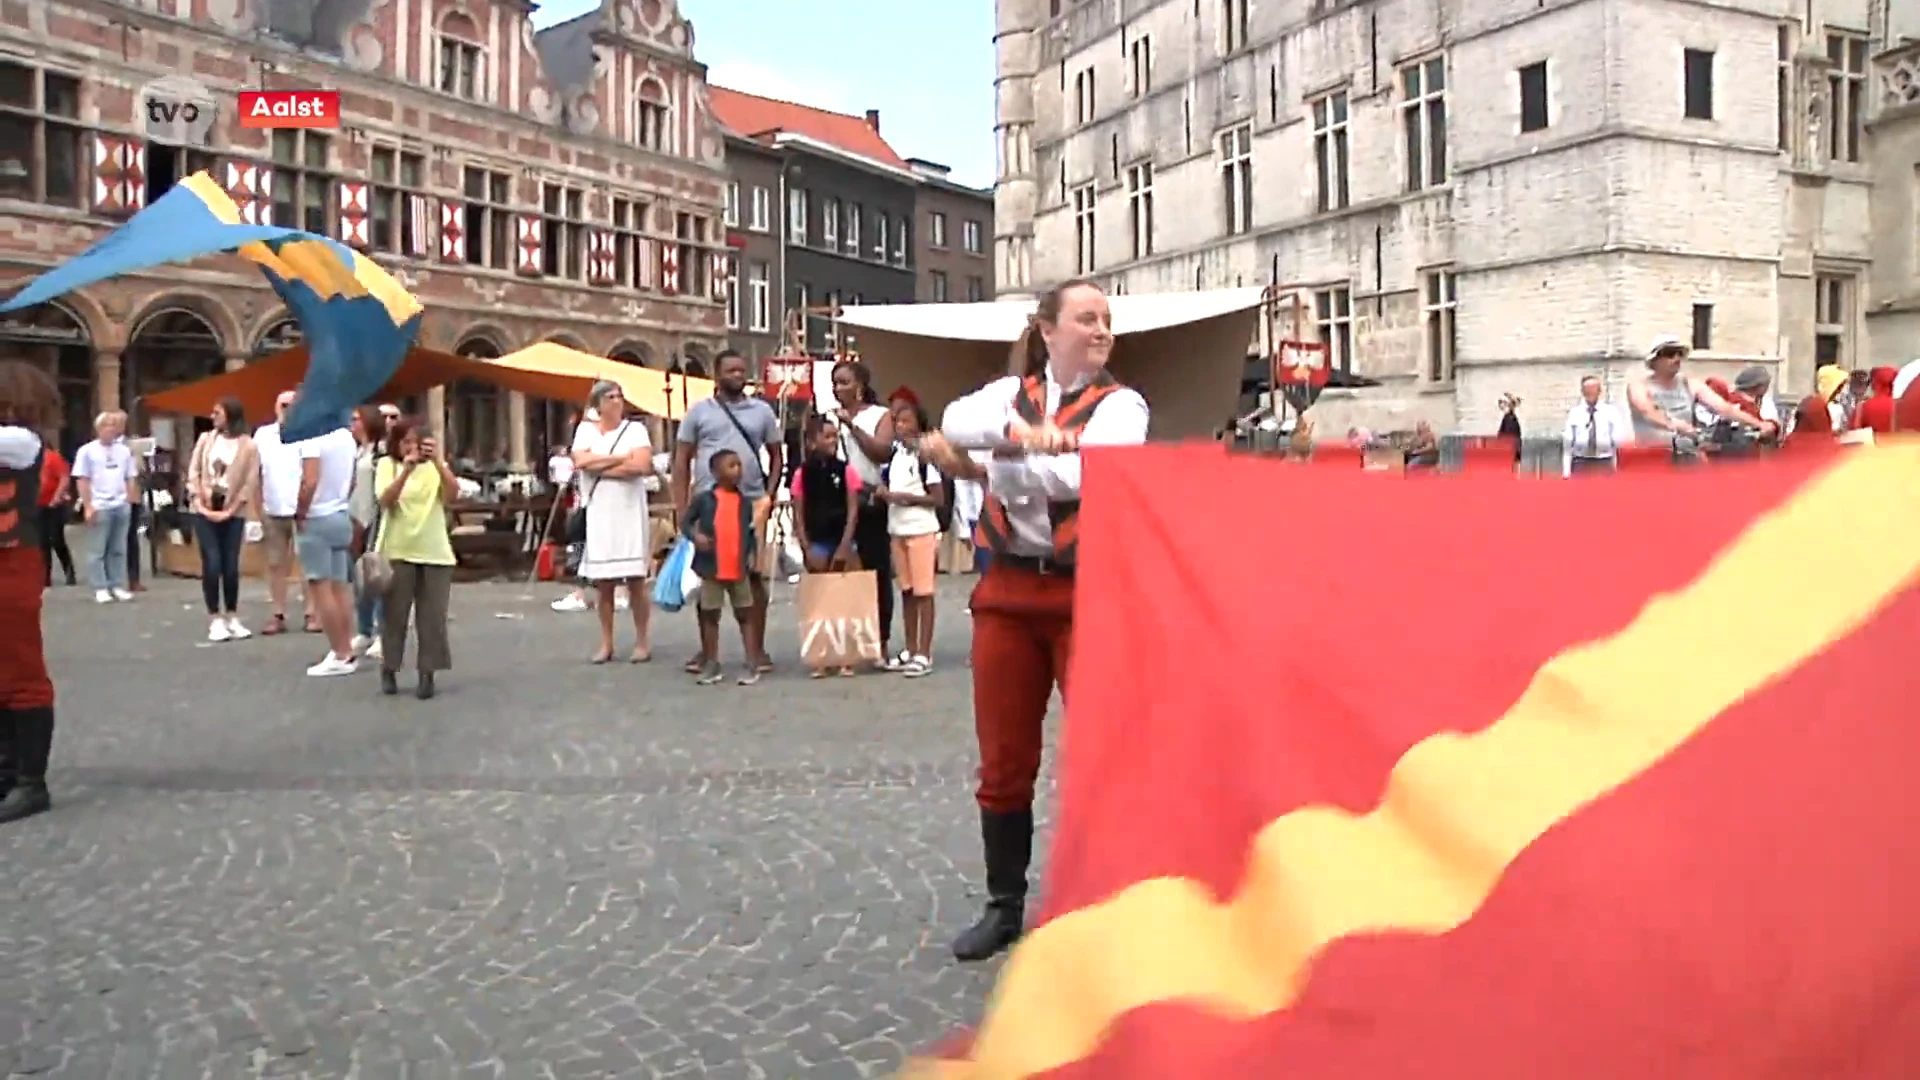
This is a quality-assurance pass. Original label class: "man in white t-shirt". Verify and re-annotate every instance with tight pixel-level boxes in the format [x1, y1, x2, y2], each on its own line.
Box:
[253, 391, 312, 633]
[292, 408, 362, 677]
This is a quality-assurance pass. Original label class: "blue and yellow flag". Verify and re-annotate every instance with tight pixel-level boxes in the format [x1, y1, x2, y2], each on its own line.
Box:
[0, 171, 421, 441]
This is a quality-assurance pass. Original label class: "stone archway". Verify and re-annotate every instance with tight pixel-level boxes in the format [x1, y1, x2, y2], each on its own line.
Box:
[253, 315, 302, 357]
[677, 341, 710, 378]
[608, 339, 654, 367]
[124, 304, 226, 437]
[449, 332, 507, 467]
[0, 299, 95, 451]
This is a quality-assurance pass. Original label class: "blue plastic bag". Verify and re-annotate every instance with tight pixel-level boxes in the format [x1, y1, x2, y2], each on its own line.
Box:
[652, 537, 694, 612]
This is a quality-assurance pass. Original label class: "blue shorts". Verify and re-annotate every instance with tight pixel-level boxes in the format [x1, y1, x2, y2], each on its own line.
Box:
[807, 541, 838, 563]
[295, 511, 354, 582]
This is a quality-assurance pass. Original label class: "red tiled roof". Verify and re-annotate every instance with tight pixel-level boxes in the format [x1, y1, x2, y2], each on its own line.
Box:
[707, 86, 909, 170]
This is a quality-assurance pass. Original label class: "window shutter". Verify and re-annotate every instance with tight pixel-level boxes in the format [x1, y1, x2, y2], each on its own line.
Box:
[338, 181, 370, 247]
[660, 243, 680, 294]
[224, 161, 267, 224]
[121, 142, 147, 209]
[406, 194, 432, 256]
[587, 228, 614, 285]
[438, 200, 465, 262]
[638, 237, 654, 289]
[91, 135, 126, 214]
[709, 251, 730, 301]
[515, 213, 543, 275]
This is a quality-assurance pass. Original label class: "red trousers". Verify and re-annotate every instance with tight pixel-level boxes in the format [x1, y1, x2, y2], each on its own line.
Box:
[970, 565, 1074, 813]
[0, 547, 52, 709]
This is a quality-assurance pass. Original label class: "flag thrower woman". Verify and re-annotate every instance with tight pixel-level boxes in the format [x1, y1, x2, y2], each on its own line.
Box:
[917, 279, 1150, 961]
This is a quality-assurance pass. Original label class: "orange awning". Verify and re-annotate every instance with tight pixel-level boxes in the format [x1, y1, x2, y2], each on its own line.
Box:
[487, 342, 714, 419]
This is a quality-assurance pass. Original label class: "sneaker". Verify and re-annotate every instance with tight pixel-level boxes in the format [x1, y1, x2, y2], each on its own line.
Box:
[225, 618, 251, 640]
[94, 589, 114, 604]
[551, 593, 589, 613]
[365, 638, 383, 660]
[695, 662, 725, 686]
[903, 655, 933, 677]
[350, 634, 371, 654]
[111, 588, 134, 602]
[736, 668, 762, 686]
[305, 653, 358, 677]
[208, 620, 231, 643]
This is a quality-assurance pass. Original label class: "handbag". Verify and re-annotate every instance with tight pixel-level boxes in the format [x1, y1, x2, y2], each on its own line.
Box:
[355, 460, 395, 595]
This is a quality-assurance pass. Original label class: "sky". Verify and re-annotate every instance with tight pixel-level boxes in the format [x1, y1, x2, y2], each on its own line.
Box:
[531, 0, 998, 188]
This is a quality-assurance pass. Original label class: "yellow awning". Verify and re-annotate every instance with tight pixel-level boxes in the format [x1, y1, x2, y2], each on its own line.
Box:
[486, 342, 715, 419]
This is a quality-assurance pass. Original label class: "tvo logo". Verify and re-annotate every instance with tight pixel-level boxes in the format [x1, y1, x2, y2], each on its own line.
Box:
[139, 75, 218, 146]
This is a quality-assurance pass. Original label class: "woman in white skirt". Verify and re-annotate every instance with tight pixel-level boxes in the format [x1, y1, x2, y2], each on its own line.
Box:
[571, 380, 656, 663]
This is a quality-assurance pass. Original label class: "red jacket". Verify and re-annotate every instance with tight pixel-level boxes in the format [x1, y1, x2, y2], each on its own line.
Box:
[37, 447, 68, 508]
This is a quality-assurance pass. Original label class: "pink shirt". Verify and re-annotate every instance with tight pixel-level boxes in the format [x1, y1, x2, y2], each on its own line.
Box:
[789, 461, 863, 500]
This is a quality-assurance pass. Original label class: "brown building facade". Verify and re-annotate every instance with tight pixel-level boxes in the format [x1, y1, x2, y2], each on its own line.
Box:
[907, 159, 992, 305]
[0, 0, 730, 468]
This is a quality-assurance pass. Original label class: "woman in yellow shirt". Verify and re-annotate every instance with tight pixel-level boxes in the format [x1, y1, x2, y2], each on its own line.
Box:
[372, 417, 458, 699]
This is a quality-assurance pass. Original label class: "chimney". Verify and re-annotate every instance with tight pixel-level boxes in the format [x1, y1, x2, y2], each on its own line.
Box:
[864, 109, 880, 132]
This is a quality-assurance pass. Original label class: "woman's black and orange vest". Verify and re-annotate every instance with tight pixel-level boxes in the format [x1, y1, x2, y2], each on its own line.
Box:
[973, 371, 1122, 566]
[0, 447, 43, 550]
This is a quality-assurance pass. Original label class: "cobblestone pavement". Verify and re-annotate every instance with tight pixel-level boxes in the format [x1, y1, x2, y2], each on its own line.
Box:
[3, 575, 1057, 1079]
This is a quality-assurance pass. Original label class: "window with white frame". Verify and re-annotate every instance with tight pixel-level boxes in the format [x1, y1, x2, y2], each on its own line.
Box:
[1130, 36, 1151, 97]
[748, 261, 771, 332]
[1423, 270, 1457, 382]
[1311, 91, 1350, 212]
[822, 197, 839, 246]
[929, 210, 948, 248]
[1220, 123, 1252, 235]
[725, 267, 740, 329]
[0, 63, 83, 209]
[1075, 68, 1095, 125]
[1222, 0, 1249, 54]
[1777, 26, 1792, 151]
[1126, 162, 1153, 260]
[749, 185, 769, 231]
[540, 181, 586, 280]
[1315, 286, 1354, 374]
[893, 217, 907, 265]
[635, 79, 671, 152]
[930, 270, 949, 302]
[368, 146, 428, 256]
[875, 213, 889, 258]
[1815, 273, 1851, 367]
[1826, 32, 1866, 163]
[437, 12, 484, 100]
[460, 164, 511, 270]
[967, 275, 985, 302]
[788, 187, 807, 244]
[1073, 183, 1096, 274]
[723, 182, 739, 226]
[610, 196, 651, 288]
[845, 203, 861, 254]
[1401, 56, 1447, 191]
[270, 129, 335, 236]
[962, 219, 983, 254]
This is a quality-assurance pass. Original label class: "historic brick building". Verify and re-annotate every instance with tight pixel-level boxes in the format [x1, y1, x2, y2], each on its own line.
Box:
[0, 0, 730, 468]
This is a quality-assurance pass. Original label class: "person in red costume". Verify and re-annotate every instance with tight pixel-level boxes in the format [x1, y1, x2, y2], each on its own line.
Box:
[1850, 366, 1899, 434]
[0, 359, 62, 823]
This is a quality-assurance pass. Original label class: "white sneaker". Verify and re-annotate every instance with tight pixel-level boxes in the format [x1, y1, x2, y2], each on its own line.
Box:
[365, 638, 383, 660]
[551, 593, 589, 612]
[94, 589, 114, 604]
[225, 618, 251, 640]
[305, 653, 358, 677]
[111, 588, 134, 602]
[208, 620, 231, 643]
[350, 634, 371, 654]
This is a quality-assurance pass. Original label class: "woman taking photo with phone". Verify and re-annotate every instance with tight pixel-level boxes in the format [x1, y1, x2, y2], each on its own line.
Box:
[371, 417, 457, 699]
[185, 397, 261, 642]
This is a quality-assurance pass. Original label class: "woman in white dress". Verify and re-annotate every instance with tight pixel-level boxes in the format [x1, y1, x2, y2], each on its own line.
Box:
[571, 380, 656, 663]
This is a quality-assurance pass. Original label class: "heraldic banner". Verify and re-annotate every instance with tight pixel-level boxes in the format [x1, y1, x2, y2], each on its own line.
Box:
[910, 441, 1920, 1079]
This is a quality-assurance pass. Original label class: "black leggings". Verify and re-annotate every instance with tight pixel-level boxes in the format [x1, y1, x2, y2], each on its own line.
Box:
[191, 513, 244, 614]
[853, 501, 895, 650]
[126, 505, 142, 585]
[39, 506, 73, 583]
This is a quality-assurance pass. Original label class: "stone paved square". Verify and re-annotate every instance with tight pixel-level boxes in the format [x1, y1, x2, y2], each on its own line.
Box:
[2, 576, 1057, 1078]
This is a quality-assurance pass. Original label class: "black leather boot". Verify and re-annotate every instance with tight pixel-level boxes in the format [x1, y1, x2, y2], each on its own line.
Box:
[0, 708, 16, 801]
[415, 672, 435, 700]
[0, 705, 52, 824]
[951, 807, 1034, 962]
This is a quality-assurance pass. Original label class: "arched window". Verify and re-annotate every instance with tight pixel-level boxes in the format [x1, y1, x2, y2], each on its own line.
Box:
[437, 12, 485, 101]
[634, 77, 672, 153]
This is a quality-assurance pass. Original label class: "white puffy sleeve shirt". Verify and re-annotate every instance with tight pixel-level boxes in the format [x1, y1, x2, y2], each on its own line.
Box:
[939, 371, 1150, 556]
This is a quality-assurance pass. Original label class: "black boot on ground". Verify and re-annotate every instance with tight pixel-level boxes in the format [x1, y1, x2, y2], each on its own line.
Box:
[415, 672, 435, 700]
[952, 807, 1034, 962]
[0, 706, 53, 824]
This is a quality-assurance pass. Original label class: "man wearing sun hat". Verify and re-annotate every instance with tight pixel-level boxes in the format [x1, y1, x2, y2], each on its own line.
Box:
[1626, 334, 1767, 456]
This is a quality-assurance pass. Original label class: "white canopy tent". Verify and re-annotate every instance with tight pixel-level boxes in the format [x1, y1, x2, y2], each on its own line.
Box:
[833, 287, 1267, 439]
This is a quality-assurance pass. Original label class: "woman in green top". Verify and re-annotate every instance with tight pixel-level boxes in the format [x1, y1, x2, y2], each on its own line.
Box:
[372, 416, 458, 699]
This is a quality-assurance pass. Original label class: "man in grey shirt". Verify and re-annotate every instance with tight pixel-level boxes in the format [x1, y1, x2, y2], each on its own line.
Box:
[672, 350, 783, 673]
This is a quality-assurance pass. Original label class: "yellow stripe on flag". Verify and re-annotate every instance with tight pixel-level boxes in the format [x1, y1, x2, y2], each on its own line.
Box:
[912, 443, 1920, 1080]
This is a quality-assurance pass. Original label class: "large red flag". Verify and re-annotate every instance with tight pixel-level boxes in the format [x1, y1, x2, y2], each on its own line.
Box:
[910, 441, 1920, 1078]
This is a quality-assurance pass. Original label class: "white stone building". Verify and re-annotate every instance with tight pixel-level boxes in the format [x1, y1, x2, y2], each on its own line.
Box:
[993, 0, 1919, 436]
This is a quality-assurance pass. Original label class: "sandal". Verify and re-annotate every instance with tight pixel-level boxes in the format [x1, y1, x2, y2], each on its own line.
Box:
[261, 614, 287, 636]
[302, 615, 322, 634]
[589, 648, 614, 664]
